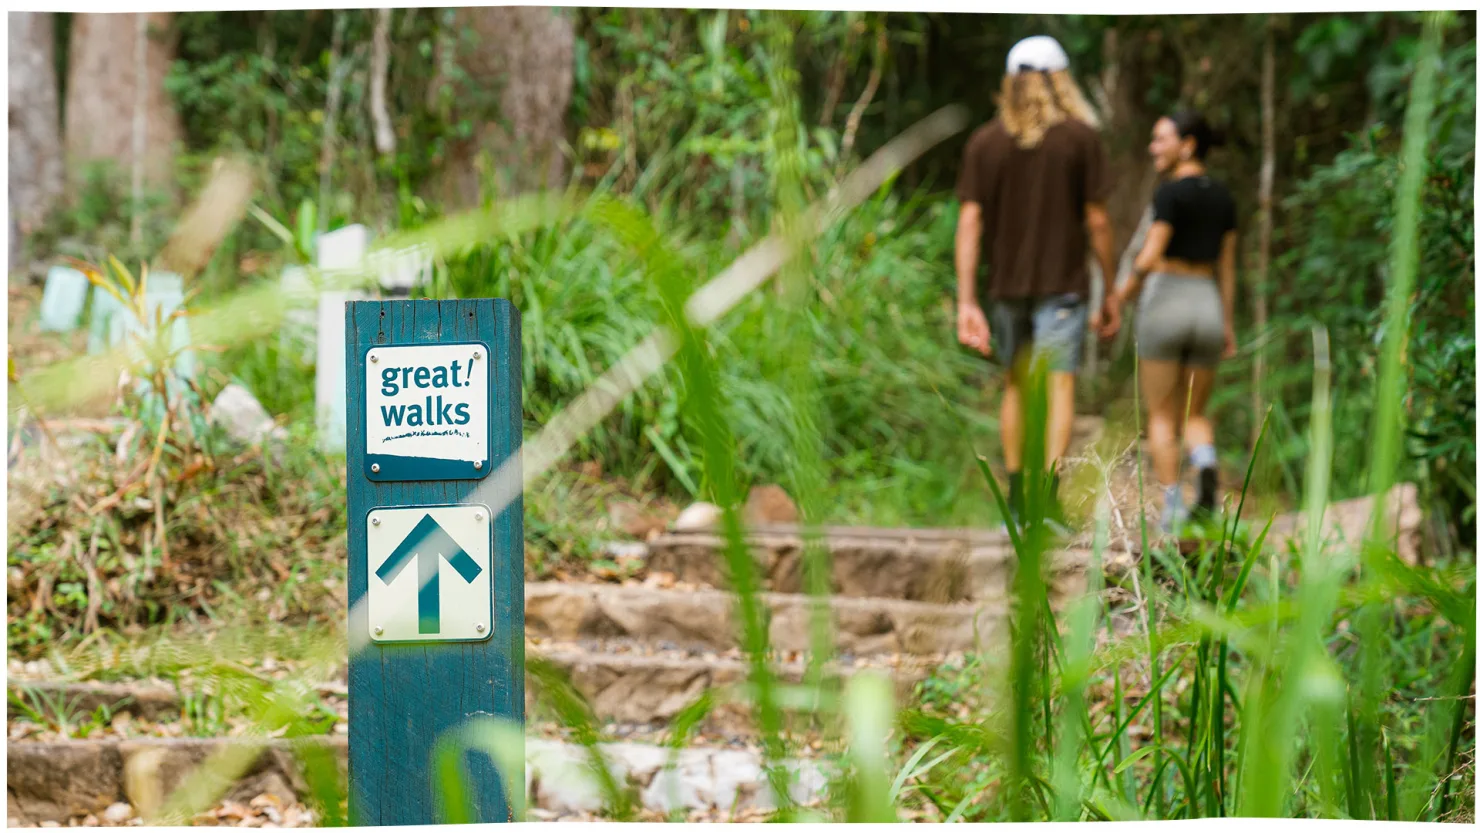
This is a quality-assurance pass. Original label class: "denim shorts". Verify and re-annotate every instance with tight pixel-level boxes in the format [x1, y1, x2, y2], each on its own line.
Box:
[989, 293, 1089, 374]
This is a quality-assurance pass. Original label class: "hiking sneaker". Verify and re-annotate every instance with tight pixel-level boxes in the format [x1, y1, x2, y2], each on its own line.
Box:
[1001, 511, 1022, 538]
[1160, 504, 1190, 536]
[1160, 488, 1190, 536]
[1195, 466, 1218, 516]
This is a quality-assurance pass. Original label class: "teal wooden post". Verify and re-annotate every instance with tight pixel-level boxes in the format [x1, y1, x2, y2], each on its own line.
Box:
[346, 299, 524, 825]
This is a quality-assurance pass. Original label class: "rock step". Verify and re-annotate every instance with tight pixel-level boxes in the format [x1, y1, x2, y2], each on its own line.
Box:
[9, 644, 934, 735]
[532, 642, 930, 732]
[5, 735, 829, 824]
[646, 484, 1427, 599]
[525, 581, 1033, 658]
[646, 527, 1093, 602]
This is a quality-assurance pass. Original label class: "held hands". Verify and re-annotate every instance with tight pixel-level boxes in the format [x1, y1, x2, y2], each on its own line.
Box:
[1095, 293, 1124, 339]
[957, 302, 992, 357]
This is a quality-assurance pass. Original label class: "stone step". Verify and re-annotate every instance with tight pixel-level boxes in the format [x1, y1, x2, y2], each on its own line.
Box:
[645, 484, 1427, 600]
[531, 641, 930, 732]
[646, 526, 1093, 602]
[9, 644, 933, 736]
[525, 581, 1021, 658]
[5, 735, 830, 824]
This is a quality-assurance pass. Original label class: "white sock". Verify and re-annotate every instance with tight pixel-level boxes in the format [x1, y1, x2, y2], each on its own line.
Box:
[1190, 443, 1216, 470]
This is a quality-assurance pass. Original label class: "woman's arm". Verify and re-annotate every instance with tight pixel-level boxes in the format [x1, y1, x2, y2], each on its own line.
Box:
[1115, 221, 1172, 305]
[1218, 229, 1238, 358]
[1217, 230, 1237, 321]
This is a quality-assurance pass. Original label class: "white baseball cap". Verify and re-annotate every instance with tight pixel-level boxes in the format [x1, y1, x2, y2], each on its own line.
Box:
[1006, 35, 1070, 74]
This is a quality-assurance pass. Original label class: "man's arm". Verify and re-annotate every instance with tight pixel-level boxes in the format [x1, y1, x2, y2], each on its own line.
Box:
[1085, 203, 1117, 335]
[956, 201, 982, 307]
[955, 201, 990, 356]
[1085, 203, 1116, 287]
[1081, 126, 1117, 336]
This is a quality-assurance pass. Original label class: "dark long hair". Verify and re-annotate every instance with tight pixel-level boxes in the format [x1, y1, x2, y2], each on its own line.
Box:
[1169, 110, 1225, 160]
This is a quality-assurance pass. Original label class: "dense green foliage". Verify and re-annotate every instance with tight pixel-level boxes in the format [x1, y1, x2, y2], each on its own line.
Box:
[61, 9, 1458, 533]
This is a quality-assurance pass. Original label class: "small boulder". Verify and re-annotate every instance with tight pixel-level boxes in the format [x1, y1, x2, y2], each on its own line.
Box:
[609, 500, 667, 539]
[103, 803, 133, 824]
[601, 541, 649, 560]
[673, 502, 722, 531]
[209, 384, 284, 447]
[227, 771, 297, 808]
[744, 484, 798, 526]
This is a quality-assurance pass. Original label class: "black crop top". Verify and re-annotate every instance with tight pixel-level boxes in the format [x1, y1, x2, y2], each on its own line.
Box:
[1151, 175, 1237, 264]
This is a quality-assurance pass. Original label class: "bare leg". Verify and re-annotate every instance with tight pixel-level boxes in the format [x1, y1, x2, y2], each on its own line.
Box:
[1047, 371, 1076, 472]
[1001, 372, 1023, 474]
[1139, 359, 1186, 487]
[1184, 365, 1218, 512]
[1183, 365, 1217, 449]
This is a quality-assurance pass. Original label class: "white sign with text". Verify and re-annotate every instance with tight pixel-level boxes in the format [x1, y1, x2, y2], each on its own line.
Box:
[364, 343, 490, 477]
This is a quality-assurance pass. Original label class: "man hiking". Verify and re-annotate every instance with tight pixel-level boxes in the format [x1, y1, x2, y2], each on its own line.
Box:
[954, 34, 1118, 530]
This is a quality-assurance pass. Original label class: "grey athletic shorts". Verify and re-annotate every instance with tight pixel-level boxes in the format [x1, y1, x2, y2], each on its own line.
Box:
[1136, 272, 1224, 367]
[990, 293, 1089, 374]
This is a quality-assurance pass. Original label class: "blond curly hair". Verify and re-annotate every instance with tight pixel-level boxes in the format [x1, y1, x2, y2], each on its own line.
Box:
[996, 69, 1101, 149]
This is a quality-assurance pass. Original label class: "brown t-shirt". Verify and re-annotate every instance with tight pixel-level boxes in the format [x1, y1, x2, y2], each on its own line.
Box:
[955, 118, 1110, 302]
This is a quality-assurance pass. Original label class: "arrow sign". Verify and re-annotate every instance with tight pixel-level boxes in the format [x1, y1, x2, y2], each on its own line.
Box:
[376, 514, 483, 634]
[364, 504, 492, 643]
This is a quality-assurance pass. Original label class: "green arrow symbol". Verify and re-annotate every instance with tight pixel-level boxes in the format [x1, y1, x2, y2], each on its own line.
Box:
[376, 514, 482, 634]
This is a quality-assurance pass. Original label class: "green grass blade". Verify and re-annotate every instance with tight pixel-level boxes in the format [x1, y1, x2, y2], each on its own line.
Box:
[890, 735, 948, 802]
[844, 671, 899, 822]
[526, 656, 633, 819]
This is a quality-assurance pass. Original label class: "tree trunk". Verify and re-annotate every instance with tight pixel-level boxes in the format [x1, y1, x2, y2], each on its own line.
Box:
[64, 13, 183, 193]
[1253, 22, 1275, 450]
[130, 13, 147, 245]
[370, 8, 396, 156]
[1095, 27, 1157, 251]
[1095, 26, 1158, 364]
[8, 12, 64, 236]
[317, 10, 349, 234]
[432, 6, 574, 206]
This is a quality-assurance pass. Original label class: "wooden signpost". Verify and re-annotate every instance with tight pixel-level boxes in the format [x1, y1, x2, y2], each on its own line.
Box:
[345, 299, 524, 825]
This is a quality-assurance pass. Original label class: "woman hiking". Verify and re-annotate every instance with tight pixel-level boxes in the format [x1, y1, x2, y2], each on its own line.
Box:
[1103, 110, 1238, 533]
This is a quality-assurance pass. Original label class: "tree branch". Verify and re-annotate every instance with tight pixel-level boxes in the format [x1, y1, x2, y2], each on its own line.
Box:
[838, 25, 887, 166]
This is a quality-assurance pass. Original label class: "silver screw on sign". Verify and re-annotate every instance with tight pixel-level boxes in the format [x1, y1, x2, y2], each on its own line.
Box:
[370, 353, 379, 363]
[474, 460, 483, 470]
[373, 626, 384, 636]
[474, 512, 484, 521]
[371, 463, 381, 473]
[472, 350, 481, 361]
[475, 623, 486, 634]
[371, 517, 381, 526]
